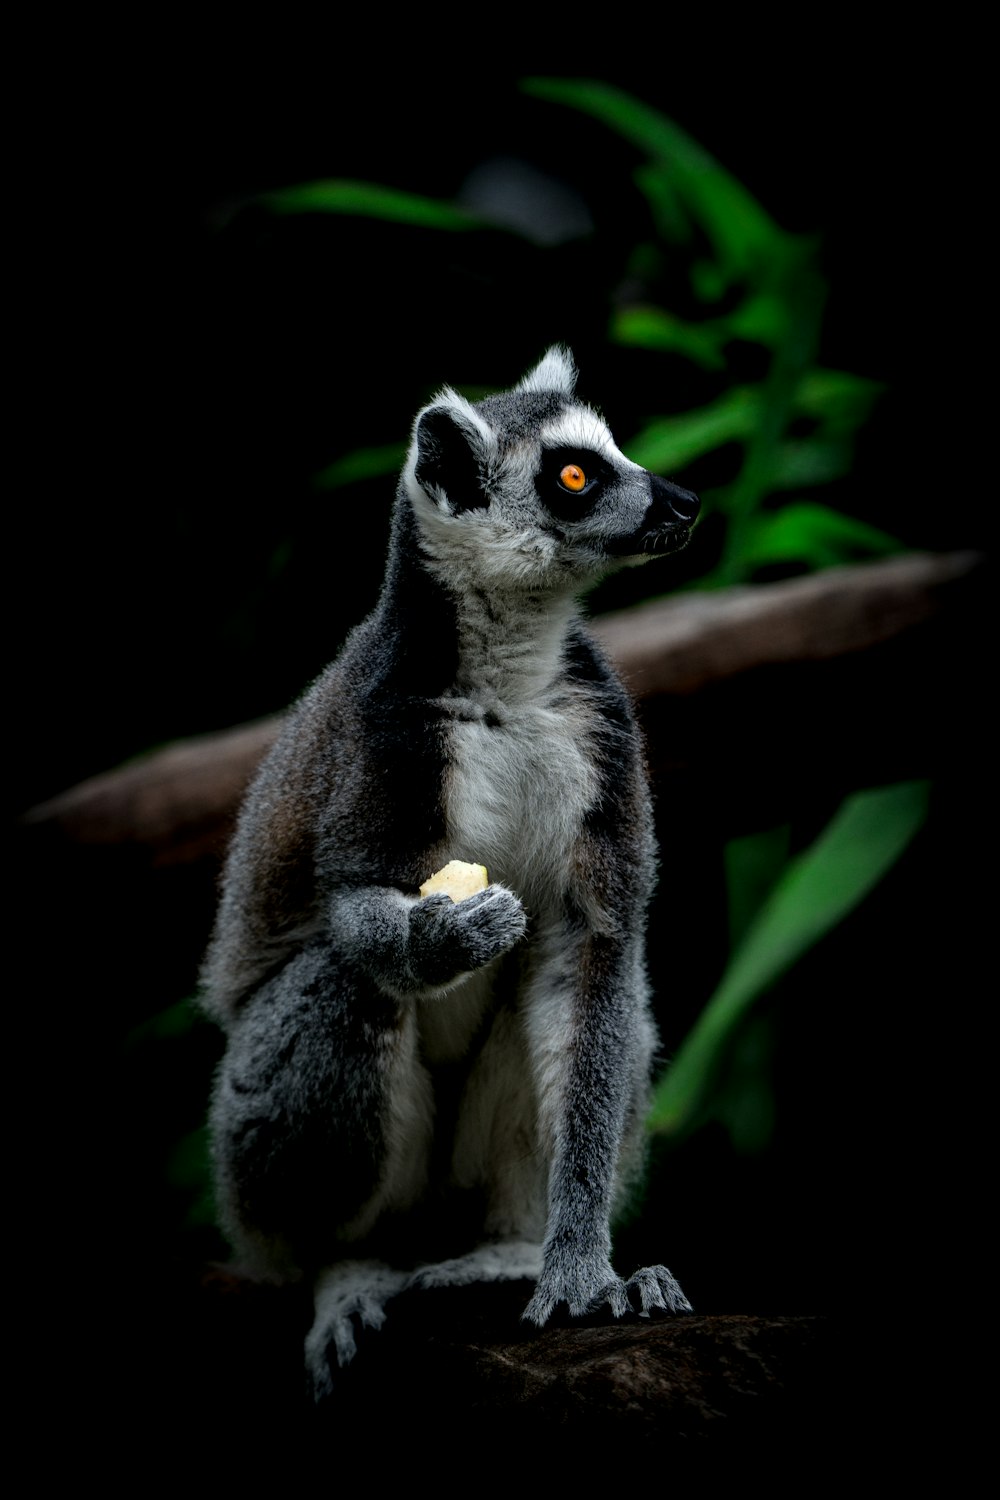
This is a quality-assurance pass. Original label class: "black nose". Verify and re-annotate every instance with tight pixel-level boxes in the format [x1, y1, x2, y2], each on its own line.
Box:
[651, 474, 700, 524]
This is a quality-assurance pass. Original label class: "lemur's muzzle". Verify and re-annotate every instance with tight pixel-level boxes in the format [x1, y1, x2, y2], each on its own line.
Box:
[609, 474, 701, 557]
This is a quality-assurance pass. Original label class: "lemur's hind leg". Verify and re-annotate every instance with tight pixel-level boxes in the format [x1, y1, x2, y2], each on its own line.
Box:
[308, 1241, 541, 1401]
[406, 1007, 545, 1293]
[210, 937, 433, 1279]
[406, 1240, 543, 1291]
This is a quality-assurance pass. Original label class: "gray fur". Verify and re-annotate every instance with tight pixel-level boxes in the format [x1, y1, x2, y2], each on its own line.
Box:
[201, 348, 698, 1395]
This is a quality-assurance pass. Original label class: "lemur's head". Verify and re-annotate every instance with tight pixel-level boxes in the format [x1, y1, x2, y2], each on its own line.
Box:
[403, 347, 699, 592]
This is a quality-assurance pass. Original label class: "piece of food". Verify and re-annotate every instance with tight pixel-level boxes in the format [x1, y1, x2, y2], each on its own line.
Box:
[419, 860, 489, 902]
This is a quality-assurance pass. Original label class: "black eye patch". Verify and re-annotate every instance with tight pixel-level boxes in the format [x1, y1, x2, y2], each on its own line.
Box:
[536, 447, 613, 522]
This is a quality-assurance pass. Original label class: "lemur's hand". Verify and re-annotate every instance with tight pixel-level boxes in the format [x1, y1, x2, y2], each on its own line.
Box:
[409, 884, 527, 985]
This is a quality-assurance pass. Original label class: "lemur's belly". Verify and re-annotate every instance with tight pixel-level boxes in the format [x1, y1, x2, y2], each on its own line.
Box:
[443, 696, 598, 911]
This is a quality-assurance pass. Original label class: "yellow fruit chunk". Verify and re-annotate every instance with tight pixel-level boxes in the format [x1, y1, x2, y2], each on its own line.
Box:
[419, 860, 489, 903]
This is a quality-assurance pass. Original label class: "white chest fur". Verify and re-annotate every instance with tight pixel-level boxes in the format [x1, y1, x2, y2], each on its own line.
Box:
[443, 687, 597, 913]
[432, 590, 601, 918]
[416, 685, 596, 1068]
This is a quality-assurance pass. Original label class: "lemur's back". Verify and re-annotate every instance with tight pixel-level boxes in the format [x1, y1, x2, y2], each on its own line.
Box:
[202, 349, 698, 1396]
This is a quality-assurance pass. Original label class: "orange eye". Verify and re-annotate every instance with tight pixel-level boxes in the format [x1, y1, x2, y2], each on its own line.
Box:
[559, 463, 587, 492]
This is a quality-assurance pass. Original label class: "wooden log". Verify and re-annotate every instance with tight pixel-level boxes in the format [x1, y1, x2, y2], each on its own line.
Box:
[18, 550, 985, 1016]
[22, 551, 982, 861]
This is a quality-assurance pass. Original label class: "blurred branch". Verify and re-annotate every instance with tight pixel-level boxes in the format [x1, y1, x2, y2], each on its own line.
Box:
[19, 551, 985, 1015]
[192, 1275, 833, 1449]
[596, 549, 979, 699]
[24, 551, 982, 859]
[23, 716, 281, 865]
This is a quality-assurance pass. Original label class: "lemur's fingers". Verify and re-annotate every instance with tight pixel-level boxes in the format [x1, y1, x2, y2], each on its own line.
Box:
[410, 882, 526, 982]
[625, 1264, 693, 1316]
[306, 1263, 409, 1399]
[452, 885, 528, 960]
[522, 1253, 621, 1325]
[524, 1261, 691, 1327]
[590, 1277, 632, 1319]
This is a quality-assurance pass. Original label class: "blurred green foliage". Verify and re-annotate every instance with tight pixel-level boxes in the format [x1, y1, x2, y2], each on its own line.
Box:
[650, 781, 930, 1142]
[524, 79, 892, 589]
[278, 78, 894, 593]
[260, 180, 485, 230]
[231, 78, 925, 1156]
[121, 81, 935, 1271]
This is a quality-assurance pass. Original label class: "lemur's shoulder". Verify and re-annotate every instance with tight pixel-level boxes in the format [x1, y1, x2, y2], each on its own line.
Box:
[563, 615, 642, 733]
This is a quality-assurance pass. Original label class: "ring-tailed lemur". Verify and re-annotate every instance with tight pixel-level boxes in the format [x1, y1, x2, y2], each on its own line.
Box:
[201, 348, 699, 1398]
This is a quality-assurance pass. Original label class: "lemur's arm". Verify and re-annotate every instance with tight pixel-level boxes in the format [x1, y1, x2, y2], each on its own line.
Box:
[326, 882, 527, 998]
[523, 926, 691, 1322]
[523, 926, 638, 1313]
[522, 664, 691, 1324]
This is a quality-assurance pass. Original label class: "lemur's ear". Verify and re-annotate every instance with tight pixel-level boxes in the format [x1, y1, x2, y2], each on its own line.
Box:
[412, 389, 497, 513]
[516, 345, 577, 397]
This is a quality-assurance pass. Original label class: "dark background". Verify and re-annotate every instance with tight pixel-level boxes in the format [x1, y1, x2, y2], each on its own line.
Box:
[17, 54, 975, 813]
[17, 52, 984, 1426]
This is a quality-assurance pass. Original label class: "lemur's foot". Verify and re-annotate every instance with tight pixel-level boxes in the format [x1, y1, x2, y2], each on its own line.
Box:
[306, 1262, 409, 1400]
[406, 1240, 542, 1291]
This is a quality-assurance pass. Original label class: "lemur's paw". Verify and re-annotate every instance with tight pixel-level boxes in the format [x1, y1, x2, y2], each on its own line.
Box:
[451, 884, 528, 961]
[306, 1263, 408, 1401]
[304, 1309, 362, 1401]
[523, 1258, 691, 1328]
[407, 1241, 542, 1291]
[622, 1264, 692, 1316]
[522, 1253, 618, 1325]
[587, 1266, 691, 1319]
[410, 883, 527, 982]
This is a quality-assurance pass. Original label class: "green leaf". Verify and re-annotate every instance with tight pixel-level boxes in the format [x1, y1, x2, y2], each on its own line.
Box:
[625, 386, 762, 472]
[726, 289, 793, 349]
[522, 77, 792, 276]
[167, 1125, 217, 1228]
[260, 179, 483, 231]
[649, 780, 930, 1136]
[713, 1015, 778, 1155]
[624, 368, 882, 487]
[167, 1125, 211, 1188]
[313, 442, 409, 490]
[739, 503, 903, 571]
[725, 824, 791, 950]
[610, 305, 727, 370]
[611, 289, 798, 372]
[690, 259, 730, 303]
[125, 996, 201, 1048]
[632, 163, 693, 246]
[771, 438, 855, 489]
[796, 368, 884, 425]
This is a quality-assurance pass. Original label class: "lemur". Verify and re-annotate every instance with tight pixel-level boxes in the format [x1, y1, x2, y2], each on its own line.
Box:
[201, 348, 699, 1398]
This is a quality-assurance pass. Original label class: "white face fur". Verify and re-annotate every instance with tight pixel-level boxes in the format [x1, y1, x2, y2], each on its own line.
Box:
[402, 348, 676, 594]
